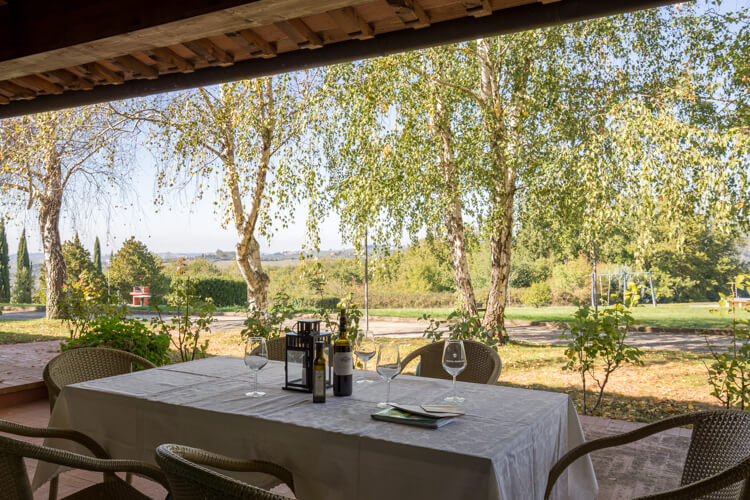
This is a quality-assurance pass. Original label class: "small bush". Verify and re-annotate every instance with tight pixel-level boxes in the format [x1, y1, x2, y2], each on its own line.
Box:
[293, 295, 340, 310]
[520, 282, 552, 308]
[62, 316, 170, 366]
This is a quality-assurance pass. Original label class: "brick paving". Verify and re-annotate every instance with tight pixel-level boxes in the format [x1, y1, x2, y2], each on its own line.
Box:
[0, 341, 60, 393]
[0, 399, 690, 499]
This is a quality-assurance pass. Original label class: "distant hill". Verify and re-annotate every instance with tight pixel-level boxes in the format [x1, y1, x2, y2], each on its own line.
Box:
[157, 247, 360, 264]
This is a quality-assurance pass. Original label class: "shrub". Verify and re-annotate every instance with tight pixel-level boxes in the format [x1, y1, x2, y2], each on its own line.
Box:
[62, 316, 170, 367]
[423, 309, 508, 347]
[292, 295, 340, 310]
[242, 292, 296, 340]
[549, 257, 591, 305]
[509, 263, 538, 288]
[520, 282, 552, 308]
[193, 278, 246, 307]
[561, 284, 643, 415]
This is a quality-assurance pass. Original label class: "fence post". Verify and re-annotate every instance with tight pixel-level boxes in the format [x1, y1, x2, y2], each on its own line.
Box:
[648, 270, 656, 307]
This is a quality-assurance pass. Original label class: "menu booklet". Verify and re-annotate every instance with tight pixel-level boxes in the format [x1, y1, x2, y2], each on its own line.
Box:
[371, 405, 461, 429]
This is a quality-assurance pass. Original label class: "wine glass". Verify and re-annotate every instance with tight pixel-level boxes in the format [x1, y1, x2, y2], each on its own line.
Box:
[376, 342, 401, 408]
[442, 340, 467, 403]
[354, 331, 377, 384]
[244, 337, 268, 397]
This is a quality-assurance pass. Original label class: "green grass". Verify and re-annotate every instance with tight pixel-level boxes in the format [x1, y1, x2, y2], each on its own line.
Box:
[0, 302, 44, 308]
[0, 318, 67, 344]
[370, 303, 749, 329]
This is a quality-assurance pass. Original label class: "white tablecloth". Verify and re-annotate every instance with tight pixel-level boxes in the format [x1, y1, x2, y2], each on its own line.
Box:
[34, 357, 597, 500]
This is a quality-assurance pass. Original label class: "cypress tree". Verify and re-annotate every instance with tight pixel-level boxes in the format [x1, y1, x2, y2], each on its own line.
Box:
[13, 229, 32, 303]
[0, 220, 10, 303]
[93, 236, 102, 273]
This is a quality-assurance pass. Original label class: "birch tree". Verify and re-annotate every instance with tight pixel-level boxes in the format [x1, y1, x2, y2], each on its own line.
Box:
[0, 107, 133, 318]
[133, 74, 317, 311]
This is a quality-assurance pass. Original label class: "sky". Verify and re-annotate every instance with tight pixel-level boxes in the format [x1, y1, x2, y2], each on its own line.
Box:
[3, 147, 345, 258]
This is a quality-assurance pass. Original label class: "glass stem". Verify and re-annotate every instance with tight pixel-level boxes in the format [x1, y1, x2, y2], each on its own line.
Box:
[254, 371, 258, 394]
[386, 379, 391, 404]
[453, 375, 457, 400]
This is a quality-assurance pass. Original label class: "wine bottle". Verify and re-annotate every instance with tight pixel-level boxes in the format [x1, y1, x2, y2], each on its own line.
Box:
[313, 341, 326, 403]
[333, 308, 353, 396]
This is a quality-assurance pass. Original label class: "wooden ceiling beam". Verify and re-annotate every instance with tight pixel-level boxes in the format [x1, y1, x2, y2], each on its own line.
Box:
[463, 0, 492, 17]
[114, 55, 159, 79]
[183, 39, 234, 66]
[150, 47, 195, 73]
[328, 7, 374, 39]
[386, 0, 430, 29]
[46, 69, 96, 90]
[237, 29, 277, 58]
[0, 80, 36, 99]
[0, 94, 9, 105]
[275, 19, 323, 49]
[85, 62, 124, 84]
[15, 75, 64, 94]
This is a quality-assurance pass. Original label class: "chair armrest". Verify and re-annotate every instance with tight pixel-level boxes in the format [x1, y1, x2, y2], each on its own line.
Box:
[400, 350, 421, 373]
[121, 351, 157, 370]
[177, 446, 295, 493]
[545, 413, 698, 499]
[637, 454, 750, 499]
[0, 419, 110, 459]
[12, 437, 169, 490]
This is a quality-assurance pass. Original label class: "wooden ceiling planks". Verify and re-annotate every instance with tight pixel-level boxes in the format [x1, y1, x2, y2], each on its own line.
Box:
[0, 0, 678, 117]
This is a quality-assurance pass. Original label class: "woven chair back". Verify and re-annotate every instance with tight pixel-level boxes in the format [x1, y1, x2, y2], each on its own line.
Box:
[155, 444, 287, 500]
[403, 340, 501, 384]
[681, 411, 750, 500]
[44, 348, 156, 410]
[0, 435, 33, 500]
[249, 337, 286, 362]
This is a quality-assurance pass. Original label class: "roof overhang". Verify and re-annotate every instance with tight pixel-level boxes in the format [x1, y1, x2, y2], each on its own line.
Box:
[0, 0, 677, 118]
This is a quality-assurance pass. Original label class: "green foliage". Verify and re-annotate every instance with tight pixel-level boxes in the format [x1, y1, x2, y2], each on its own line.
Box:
[11, 267, 32, 304]
[0, 220, 10, 303]
[422, 309, 507, 348]
[152, 276, 214, 362]
[292, 295, 340, 310]
[62, 234, 104, 290]
[13, 229, 32, 304]
[520, 282, 552, 308]
[241, 291, 296, 340]
[109, 237, 167, 300]
[59, 273, 123, 340]
[93, 237, 102, 273]
[705, 275, 750, 410]
[62, 316, 170, 367]
[192, 277, 246, 307]
[561, 284, 644, 415]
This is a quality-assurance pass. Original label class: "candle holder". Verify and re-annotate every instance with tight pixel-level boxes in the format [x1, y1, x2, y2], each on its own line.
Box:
[284, 319, 332, 392]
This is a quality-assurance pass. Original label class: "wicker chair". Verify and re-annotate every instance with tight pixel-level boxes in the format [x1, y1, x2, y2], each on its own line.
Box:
[43, 347, 156, 411]
[400, 340, 501, 385]
[155, 443, 295, 500]
[266, 337, 286, 362]
[0, 419, 169, 500]
[545, 410, 750, 500]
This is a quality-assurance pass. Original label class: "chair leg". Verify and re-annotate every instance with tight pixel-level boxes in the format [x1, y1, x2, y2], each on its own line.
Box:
[48, 476, 58, 500]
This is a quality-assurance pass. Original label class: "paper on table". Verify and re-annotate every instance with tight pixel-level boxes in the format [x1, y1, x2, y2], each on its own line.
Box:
[421, 404, 465, 414]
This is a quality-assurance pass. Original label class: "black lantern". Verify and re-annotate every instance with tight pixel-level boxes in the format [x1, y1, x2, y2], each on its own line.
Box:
[284, 319, 332, 392]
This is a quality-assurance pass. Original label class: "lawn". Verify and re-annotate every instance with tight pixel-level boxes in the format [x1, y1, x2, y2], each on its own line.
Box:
[370, 303, 749, 329]
[0, 317, 731, 423]
[206, 329, 724, 423]
[0, 318, 67, 344]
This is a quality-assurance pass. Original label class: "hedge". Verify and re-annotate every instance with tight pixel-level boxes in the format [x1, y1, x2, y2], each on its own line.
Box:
[193, 278, 247, 307]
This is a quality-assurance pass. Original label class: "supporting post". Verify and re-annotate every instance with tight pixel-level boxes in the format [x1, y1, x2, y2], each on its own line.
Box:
[606, 274, 611, 306]
[364, 228, 369, 333]
[648, 270, 656, 307]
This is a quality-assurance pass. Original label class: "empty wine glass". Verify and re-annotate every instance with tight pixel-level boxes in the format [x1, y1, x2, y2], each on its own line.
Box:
[442, 340, 467, 403]
[244, 337, 268, 397]
[354, 331, 377, 384]
[376, 342, 401, 408]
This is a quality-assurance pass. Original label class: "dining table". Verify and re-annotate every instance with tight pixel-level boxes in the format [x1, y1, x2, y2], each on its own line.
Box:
[33, 356, 598, 500]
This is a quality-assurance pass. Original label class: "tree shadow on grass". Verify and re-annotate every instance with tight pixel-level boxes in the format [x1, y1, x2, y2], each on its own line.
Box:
[496, 381, 723, 423]
[0, 331, 61, 344]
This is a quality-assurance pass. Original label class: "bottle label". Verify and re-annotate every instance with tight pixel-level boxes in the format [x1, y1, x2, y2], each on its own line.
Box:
[313, 369, 325, 398]
[334, 352, 353, 376]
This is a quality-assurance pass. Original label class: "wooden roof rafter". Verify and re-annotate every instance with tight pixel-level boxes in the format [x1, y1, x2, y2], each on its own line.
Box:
[0, 0, 680, 118]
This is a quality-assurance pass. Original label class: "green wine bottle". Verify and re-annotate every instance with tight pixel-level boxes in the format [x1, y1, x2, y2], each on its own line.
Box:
[333, 308, 353, 396]
[313, 341, 326, 403]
